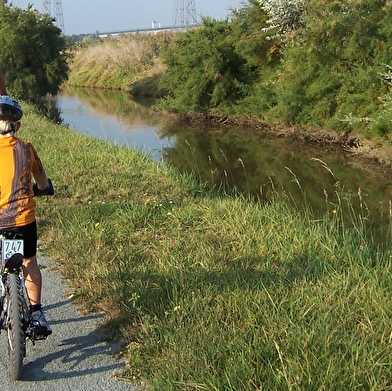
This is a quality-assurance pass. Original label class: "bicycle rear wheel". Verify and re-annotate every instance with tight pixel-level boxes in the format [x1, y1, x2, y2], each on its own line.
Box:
[5, 273, 25, 380]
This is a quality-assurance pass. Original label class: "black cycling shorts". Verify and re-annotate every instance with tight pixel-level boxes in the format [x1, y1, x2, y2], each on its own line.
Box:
[16, 220, 38, 258]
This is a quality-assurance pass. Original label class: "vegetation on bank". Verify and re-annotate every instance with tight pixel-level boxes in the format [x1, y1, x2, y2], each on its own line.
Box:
[20, 104, 392, 390]
[2, 0, 392, 140]
[64, 0, 392, 145]
[66, 33, 173, 97]
[161, 0, 392, 139]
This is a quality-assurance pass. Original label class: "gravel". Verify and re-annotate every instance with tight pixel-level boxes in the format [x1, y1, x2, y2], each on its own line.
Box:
[0, 256, 140, 390]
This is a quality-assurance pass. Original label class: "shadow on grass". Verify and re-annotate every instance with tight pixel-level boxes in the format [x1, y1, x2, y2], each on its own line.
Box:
[114, 251, 327, 322]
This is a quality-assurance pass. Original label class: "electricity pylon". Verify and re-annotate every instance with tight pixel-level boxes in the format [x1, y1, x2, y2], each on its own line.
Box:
[43, 0, 51, 14]
[173, 0, 198, 28]
[42, 0, 65, 32]
[54, 0, 65, 32]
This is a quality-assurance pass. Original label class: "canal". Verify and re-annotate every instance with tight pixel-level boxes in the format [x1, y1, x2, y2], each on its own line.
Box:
[53, 87, 392, 242]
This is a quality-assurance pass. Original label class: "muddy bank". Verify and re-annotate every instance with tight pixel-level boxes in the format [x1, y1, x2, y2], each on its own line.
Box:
[167, 110, 392, 175]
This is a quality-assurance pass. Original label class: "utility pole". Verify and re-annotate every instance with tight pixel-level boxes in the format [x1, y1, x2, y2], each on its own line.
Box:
[54, 0, 65, 32]
[173, 0, 198, 28]
[42, 0, 65, 32]
[43, 0, 51, 14]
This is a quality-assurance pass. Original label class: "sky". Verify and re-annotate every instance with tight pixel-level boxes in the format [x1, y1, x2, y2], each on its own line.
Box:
[10, 0, 243, 35]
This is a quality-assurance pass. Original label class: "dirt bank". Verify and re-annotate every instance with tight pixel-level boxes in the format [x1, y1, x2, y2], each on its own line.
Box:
[171, 110, 392, 176]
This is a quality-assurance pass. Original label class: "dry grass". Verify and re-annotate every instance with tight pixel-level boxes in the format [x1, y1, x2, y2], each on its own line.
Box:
[68, 33, 174, 90]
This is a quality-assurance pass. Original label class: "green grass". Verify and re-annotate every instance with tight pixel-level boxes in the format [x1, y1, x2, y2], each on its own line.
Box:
[19, 105, 392, 390]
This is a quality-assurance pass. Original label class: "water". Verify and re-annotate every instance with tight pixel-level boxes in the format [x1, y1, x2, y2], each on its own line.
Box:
[53, 87, 392, 241]
[54, 92, 174, 161]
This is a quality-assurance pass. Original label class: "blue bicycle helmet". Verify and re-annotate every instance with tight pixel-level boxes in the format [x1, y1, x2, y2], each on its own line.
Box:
[0, 95, 23, 121]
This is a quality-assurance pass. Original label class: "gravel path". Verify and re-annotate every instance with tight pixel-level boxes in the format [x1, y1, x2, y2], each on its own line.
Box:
[0, 256, 139, 390]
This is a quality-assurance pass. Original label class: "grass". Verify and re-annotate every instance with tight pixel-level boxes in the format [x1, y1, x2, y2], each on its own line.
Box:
[67, 33, 173, 95]
[19, 104, 392, 390]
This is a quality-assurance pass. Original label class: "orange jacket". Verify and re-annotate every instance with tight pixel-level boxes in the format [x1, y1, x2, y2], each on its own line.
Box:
[0, 136, 44, 227]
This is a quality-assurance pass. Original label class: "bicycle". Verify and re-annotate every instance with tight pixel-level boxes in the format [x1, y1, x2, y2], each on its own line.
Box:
[0, 179, 54, 380]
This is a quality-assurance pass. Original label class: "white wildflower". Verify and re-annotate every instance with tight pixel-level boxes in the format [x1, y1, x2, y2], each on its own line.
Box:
[257, 0, 307, 34]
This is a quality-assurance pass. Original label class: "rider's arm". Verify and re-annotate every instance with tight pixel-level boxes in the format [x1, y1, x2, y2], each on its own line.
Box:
[30, 143, 48, 190]
[33, 171, 49, 191]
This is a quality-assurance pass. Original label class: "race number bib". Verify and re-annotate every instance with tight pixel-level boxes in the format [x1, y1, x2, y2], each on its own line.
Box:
[1, 239, 24, 264]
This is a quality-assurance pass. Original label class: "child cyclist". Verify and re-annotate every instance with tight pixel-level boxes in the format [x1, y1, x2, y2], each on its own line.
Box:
[0, 95, 52, 336]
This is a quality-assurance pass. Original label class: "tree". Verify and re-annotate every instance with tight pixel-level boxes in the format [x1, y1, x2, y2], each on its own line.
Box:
[160, 1, 277, 113]
[0, 3, 69, 99]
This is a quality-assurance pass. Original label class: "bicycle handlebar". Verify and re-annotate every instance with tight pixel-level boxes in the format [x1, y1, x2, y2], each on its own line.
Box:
[33, 178, 54, 196]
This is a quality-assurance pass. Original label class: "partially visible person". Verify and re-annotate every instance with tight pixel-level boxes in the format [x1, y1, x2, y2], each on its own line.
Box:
[0, 67, 6, 95]
[0, 96, 52, 336]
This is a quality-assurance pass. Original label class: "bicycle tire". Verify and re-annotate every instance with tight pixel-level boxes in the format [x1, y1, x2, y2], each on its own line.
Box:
[5, 273, 25, 380]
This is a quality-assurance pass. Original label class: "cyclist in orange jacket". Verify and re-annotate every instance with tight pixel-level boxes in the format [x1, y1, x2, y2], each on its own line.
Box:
[0, 95, 52, 336]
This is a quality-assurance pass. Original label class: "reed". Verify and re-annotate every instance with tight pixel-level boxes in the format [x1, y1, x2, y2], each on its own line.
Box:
[67, 33, 174, 93]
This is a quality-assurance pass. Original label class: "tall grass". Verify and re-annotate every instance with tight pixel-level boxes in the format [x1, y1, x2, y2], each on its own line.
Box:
[67, 33, 173, 94]
[21, 105, 392, 390]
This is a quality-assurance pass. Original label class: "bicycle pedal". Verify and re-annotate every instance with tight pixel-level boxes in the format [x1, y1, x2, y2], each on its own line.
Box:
[29, 326, 52, 341]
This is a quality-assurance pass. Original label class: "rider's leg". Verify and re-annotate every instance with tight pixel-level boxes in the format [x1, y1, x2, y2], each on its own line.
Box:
[20, 220, 51, 333]
[22, 255, 42, 306]
[20, 220, 42, 306]
[23, 255, 51, 333]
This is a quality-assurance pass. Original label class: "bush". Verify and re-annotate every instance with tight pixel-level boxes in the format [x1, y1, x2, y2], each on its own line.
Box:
[272, 0, 392, 130]
[160, 1, 279, 113]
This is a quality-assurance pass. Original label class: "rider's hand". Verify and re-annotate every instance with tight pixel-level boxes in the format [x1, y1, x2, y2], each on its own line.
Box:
[33, 179, 54, 196]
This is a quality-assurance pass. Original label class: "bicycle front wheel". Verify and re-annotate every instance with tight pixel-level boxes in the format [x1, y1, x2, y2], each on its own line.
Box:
[5, 273, 25, 380]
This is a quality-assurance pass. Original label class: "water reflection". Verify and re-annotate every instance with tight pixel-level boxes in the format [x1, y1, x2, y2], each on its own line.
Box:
[160, 123, 392, 234]
[54, 87, 174, 161]
[54, 87, 392, 242]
